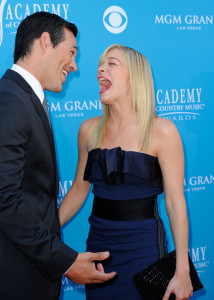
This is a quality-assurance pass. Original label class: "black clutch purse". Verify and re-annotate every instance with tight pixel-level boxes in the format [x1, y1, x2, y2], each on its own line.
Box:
[133, 250, 203, 300]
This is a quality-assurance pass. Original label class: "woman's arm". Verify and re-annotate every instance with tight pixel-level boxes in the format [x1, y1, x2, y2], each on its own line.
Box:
[59, 117, 117, 283]
[153, 117, 193, 300]
[59, 119, 95, 227]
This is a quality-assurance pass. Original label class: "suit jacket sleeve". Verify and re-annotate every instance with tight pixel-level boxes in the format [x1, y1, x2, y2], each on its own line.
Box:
[0, 92, 78, 282]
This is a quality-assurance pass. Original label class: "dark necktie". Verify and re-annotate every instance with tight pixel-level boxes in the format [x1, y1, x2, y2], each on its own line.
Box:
[42, 96, 51, 126]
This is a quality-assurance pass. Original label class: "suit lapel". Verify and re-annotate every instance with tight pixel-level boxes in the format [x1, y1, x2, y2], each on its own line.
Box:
[30, 92, 59, 200]
[30, 92, 56, 161]
[2, 70, 58, 188]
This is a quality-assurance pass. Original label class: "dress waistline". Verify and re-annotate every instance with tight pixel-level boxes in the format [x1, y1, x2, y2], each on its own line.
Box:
[92, 196, 156, 221]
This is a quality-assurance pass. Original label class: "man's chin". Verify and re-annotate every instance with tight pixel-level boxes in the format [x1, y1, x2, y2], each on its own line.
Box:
[49, 85, 63, 93]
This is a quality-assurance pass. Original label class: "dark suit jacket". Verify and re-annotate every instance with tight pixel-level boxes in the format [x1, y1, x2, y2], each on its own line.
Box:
[0, 70, 77, 300]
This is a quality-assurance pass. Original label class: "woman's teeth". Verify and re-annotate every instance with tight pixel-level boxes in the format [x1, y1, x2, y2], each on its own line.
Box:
[99, 78, 112, 92]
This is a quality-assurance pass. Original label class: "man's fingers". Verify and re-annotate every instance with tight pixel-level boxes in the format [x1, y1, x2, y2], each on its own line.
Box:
[104, 271, 116, 280]
[89, 271, 117, 284]
[89, 251, 110, 261]
[96, 263, 105, 272]
[67, 252, 116, 285]
[97, 271, 116, 281]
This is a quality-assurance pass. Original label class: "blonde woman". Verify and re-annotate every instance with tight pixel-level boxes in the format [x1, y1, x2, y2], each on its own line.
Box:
[59, 44, 193, 299]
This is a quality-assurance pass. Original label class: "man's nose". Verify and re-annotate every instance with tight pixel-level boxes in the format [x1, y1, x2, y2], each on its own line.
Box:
[70, 59, 77, 72]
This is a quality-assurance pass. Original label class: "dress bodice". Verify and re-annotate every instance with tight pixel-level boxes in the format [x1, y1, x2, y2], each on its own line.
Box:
[84, 147, 163, 200]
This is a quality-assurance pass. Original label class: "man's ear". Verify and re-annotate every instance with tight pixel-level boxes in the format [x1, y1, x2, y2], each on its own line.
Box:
[39, 32, 52, 53]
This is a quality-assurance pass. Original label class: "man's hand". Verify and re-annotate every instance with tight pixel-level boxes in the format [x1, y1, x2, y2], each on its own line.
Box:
[65, 251, 116, 284]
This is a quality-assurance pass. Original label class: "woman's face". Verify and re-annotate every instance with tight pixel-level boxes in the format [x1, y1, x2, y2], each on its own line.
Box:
[97, 48, 131, 105]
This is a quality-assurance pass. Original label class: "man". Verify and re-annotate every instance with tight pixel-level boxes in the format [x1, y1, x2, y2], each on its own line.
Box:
[0, 12, 115, 300]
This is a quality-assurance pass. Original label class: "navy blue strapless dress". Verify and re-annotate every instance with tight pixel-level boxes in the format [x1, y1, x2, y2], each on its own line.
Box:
[84, 147, 168, 299]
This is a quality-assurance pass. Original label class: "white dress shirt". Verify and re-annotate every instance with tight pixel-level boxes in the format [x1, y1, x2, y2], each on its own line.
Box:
[11, 64, 44, 104]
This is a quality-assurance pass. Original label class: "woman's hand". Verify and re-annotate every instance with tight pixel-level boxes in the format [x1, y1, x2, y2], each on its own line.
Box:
[162, 272, 193, 300]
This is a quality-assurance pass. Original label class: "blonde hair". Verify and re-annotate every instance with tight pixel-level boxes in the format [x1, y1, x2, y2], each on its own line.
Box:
[89, 44, 156, 151]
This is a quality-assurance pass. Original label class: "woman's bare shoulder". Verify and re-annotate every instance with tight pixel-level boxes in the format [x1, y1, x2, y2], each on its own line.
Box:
[78, 116, 102, 149]
[153, 116, 179, 138]
[79, 116, 101, 134]
[151, 117, 182, 157]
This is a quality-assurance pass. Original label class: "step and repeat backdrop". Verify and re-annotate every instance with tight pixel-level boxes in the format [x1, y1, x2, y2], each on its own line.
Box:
[0, 0, 213, 299]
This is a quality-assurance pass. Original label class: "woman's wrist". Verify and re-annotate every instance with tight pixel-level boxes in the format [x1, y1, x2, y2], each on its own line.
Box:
[175, 266, 190, 277]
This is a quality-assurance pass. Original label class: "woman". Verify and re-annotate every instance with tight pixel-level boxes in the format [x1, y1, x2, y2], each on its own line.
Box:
[59, 44, 193, 299]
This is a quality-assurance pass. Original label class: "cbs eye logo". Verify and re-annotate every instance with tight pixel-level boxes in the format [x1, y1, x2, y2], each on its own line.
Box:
[103, 6, 128, 34]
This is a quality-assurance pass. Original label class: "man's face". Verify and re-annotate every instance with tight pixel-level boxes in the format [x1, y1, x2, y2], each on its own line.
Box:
[41, 28, 78, 92]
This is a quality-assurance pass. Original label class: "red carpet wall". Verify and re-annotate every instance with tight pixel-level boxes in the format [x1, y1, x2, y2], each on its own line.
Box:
[0, 0, 213, 299]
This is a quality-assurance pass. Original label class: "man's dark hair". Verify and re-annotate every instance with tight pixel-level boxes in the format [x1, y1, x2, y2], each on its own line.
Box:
[13, 12, 78, 63]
